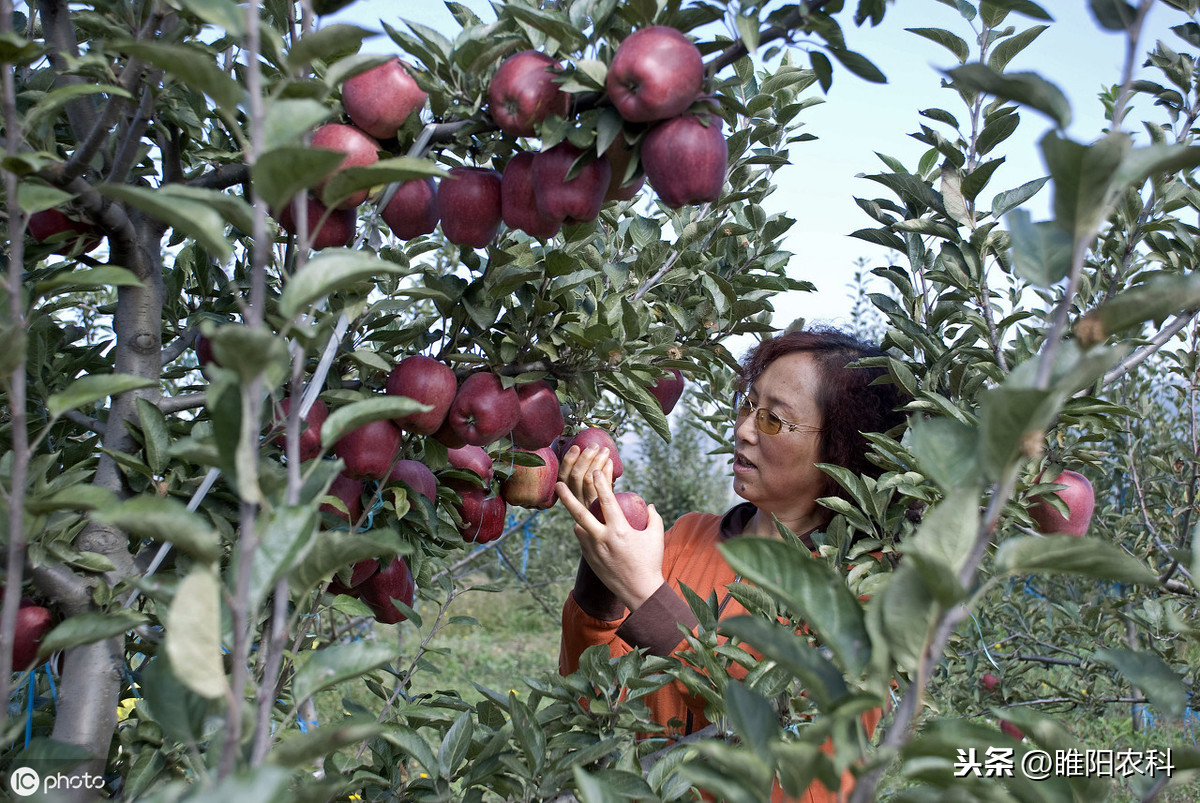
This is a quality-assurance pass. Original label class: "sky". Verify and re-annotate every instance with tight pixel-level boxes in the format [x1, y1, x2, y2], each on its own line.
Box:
[329, 0, 1188, 333]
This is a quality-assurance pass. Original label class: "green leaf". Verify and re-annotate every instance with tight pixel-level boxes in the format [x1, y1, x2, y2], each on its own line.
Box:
[140, 658, 211, 746]
[870, 563, 937, 673]
[736, 13, 761, 53]
[721, 537, 870, 674]
[902, 491, 980, 604]
[123, 42, 242, 111]
[164, 567, 228, 699]
[34, 266, 144, 297]
[262, 99, 333, 151]
[253, 147, 345, 211]
[47, 373, 156, 418]
[1082, 273, 1200, 338]
[906, 27, 970, 63]
[382, 726, 438, 777]
[719, 616, 849, 710]
[1093, 647, 1188, 718]
[724, 680, 782, 754]
[292, 639, 400, 703]
[17, 183, 75, 215]
[978, 386, 1063, 480]
[320, 157, 447, 210]
[25, 84, 134, 131]
[909, 416, 981, 492]
[180, 767, 291, 803]
[320, 395, 431, 448]
[179, 0, 247, 36]
[437, 712, 473, 778]
[39, 610, 147, 657]
[825, 48, 886, 83]
[291, 528, 405, 592]
[1041, 131, 1127, 239]
[93, 495, 221, 563]
[98, 184, 236, 260]
[136, 397, 171, 476]
[980, 0, 1053, 21]
[509, 692, 547, 775]
[247, 505, 319, 610]
[1088, 0, 1137, 30]
[1006, 207, 1073, 286]
[991, 175, 1049, 217]
[988, 24, 1049, 72]
[269, 721, 388, 767]
[207, 322, 290, 385]
[286, 24, 373, 72]
[947, 64, 1070, 128]
[995, 535, 1159, 584]
[279, 249, 407, 318]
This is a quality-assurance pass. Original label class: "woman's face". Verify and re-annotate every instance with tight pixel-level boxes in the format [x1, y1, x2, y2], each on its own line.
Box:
[731, 351, 827, 525]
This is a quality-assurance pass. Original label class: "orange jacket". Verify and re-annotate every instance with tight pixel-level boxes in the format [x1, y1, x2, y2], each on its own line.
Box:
[560, 504, 880, 802]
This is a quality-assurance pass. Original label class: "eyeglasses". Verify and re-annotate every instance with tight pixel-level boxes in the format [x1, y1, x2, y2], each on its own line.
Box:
[734, 394, 823, 436]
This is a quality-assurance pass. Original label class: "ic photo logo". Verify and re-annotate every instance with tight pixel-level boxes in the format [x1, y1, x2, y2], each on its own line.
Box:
[8, 766, 40, 797]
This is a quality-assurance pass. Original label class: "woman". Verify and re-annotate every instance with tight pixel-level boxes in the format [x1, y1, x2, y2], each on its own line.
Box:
[555, 327, 906, 799]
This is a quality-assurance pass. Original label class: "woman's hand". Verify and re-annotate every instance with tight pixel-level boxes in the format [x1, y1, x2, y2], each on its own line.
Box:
[557, 443, 613, 509]
[556, 469, 666, 613]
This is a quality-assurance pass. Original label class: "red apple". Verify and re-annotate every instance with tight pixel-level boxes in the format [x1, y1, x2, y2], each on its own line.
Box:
[320, 473, 364, 523]
[274, 397, 329, 462]
[382, 178, 439, 240]
[1029, 470, 1095, 537]
[1000, 720, 1025, 741]
[642, 113, 727, 208]
[12, 600, 52, 672]
[980, 672, 1001, 692]
[334, 419, 402, 481]
[28, 208, 102, 254]
[603, 138, 645, 202]
[588, 491, 650, 530]
[387, 459, 438, 503]
[501, 151, 562, 239]
[385, 355, 457, 435]
[275, 195, 357, 249]
[606, 26, 704, 123]
[311, 123, 381, 209]
[359, 556, 415, 624]
[195, 333, 220, 376]
[447, 444, 494, 485]
[433, 419, 468, 449]
[342, 58, 427, 140]
[648, 368, 685, 414]
[438, 166, 503, 249]
[447, 372, 521, 447]
[511, 379, 565, 449]
[567, 427, 623, 480]
[501, 447, 559, 509]
[488, 50, 570, 137]
[329, 558, 380, 597]
[531, 142, 611, 225]
[457, 487, 507, 543]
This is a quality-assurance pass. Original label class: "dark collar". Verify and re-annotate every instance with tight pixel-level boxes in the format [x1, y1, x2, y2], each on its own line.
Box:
[718, 502, 818, 549]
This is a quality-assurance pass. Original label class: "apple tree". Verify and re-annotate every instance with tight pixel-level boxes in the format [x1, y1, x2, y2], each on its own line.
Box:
[0, 0, 907, 798]
[3, 0, 1200, 800]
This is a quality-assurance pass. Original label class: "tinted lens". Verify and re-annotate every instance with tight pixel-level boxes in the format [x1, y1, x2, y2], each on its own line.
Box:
[734, 396, 752, 419]
[755, 407, 782, 435]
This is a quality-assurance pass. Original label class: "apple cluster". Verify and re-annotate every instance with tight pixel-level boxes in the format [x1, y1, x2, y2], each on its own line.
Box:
[275, 25, 729, 251]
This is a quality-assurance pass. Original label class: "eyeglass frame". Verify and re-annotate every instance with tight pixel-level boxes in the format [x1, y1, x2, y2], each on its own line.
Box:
[733, 391, 823, 436]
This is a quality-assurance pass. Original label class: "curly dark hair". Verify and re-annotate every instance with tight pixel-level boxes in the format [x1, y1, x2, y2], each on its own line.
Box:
[737, 326, 907, 505]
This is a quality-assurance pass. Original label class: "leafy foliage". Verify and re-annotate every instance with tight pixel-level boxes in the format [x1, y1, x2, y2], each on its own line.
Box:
[2, 0, 1200, 801]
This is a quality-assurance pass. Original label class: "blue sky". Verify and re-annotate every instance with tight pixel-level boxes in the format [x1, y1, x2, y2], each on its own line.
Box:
[331, 1, 1188, 332]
